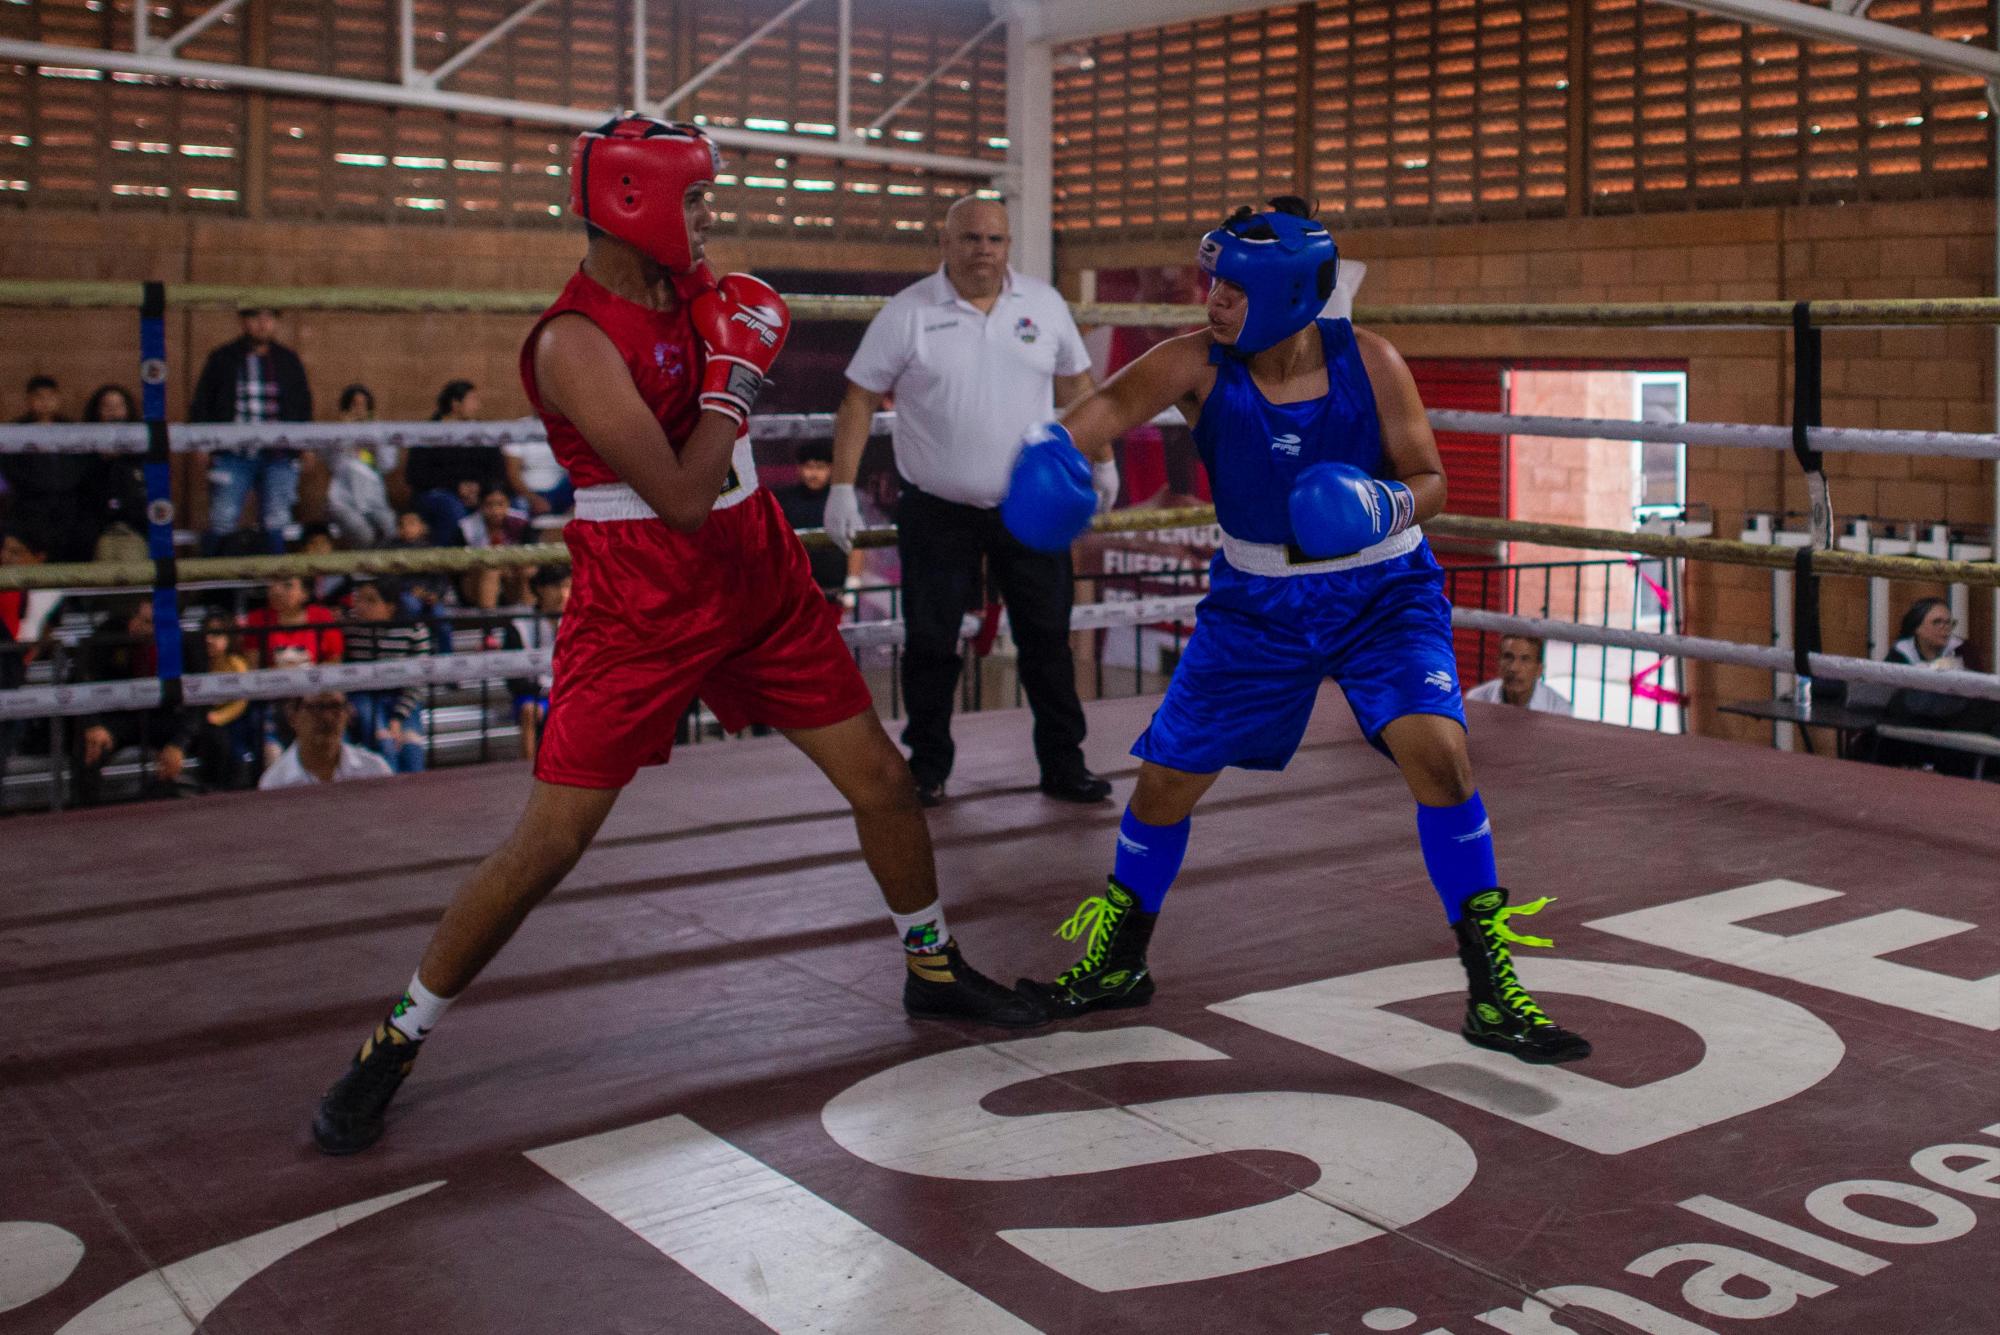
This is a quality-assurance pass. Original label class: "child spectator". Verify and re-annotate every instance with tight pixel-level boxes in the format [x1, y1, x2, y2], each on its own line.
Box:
[459, 484, 532, 610]
[503, 566, 569, 760]
[192, 612, 256, 791]
[242, 574, 345, 668]
[258, 692, 393, 789]
[344, 577, 434, 773]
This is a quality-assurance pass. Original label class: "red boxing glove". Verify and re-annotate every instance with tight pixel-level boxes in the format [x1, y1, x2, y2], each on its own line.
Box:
[690, 273, 790, 427]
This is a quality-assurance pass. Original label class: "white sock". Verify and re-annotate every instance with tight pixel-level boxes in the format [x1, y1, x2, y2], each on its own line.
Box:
[889, 901, 949, 955]
[385, 972, 453, 1041]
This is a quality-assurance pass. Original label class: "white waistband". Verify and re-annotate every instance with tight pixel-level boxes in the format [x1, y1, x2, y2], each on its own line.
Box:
[1220, 525, 1423, 577]
[571, 476, 759, 522]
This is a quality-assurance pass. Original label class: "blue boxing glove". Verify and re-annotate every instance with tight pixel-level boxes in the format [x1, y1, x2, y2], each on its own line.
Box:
[1289, 462, 1417, 559]
[1001, 423, 1097, 552]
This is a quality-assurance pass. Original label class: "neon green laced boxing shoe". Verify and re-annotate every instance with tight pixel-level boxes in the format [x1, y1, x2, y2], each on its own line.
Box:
[1453, 888, 1591, 1064]
[1018, 880, 1158, 1019]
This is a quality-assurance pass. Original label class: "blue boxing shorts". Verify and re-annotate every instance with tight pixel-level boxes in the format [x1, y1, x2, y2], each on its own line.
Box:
[1133, 543, 1465, 773]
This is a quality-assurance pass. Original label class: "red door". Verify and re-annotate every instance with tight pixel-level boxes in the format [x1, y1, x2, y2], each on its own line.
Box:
[1409, 358, 1509, 688]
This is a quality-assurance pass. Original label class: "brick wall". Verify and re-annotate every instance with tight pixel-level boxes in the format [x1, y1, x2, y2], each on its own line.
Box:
[0, 210, 937, 423]
[1063, 199, 1998, 741]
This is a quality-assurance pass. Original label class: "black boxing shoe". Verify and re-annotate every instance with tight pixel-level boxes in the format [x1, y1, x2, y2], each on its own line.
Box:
[1038, 767, 1112, 804]
[913, 776, 947, 808]
[904, 939, 1049, 1027]
[1453, 888, 1592, 1065]
[313, 1020, 422, 1155]
[1018, 880, 1157, 1019]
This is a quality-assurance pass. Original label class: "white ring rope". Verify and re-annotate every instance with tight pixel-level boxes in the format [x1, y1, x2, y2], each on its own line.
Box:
[1429, 411, 2000, 461]
[1453, 609, 2000, 702]
[0, 413, 894, 455]
[8, 591, 1997, 722]
[6, 407, 2000, 463]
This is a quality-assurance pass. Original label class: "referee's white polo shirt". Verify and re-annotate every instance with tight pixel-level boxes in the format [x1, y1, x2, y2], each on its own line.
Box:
[845, 266, 1091, 509]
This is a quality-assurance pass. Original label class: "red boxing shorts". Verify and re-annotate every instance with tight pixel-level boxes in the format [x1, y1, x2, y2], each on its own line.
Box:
[534, 488, 874, 789]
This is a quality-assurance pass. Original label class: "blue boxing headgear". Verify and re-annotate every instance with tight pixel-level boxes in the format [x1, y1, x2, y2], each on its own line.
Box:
[1197, 208, 1338, 355]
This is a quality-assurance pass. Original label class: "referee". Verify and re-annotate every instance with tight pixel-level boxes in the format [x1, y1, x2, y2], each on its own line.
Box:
[826, 196, 1114, 807]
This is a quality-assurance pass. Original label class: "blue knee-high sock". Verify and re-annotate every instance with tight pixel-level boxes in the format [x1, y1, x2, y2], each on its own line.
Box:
[1113, 807, 1191, 913]
[1415, 792, 1497, 923]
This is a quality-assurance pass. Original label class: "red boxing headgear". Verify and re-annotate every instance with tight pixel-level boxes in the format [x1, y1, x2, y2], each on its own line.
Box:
[569, 114, 721, 273]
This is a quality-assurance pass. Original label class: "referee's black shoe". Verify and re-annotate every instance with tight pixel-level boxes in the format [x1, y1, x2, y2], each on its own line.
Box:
[313, 1021, 421, 1155]
[1039, 766, 1112, 804]
[904, 940, 1049, 1027]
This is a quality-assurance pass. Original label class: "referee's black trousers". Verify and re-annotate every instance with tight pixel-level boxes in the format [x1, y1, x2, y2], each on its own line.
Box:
[895, 485, 1088, 785]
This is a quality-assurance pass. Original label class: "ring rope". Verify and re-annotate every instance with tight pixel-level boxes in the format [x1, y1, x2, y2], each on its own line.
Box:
[8, 407, 2000, 465]
[2, 507, 1992, 592]
[1427, 411, 2000, 461]
[14, 277, 2000, 328]
[12, 588, 1998, 723]
[0, 508, 1225, 591]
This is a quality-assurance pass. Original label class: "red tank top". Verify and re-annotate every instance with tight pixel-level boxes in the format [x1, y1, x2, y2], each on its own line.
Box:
[520, 267, 705, 491]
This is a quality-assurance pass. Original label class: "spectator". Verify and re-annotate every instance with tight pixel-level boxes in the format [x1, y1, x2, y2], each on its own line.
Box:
[242, 574, 345, 668]
[2, 374, 93, 560]
[386, 509, 455, 625]
[1876, 597, 1999, 773]
[459, 484, 532, 610]
[338, 383, 376, 423]
[344, 577, 433, 773]
[324, 385, 397, 549]
[14, 373, 64, 424]
[1464, 635, 1571, 715]
[241, 573, 344, 767]
[773, 440, 864, 599]
[298, 523, 349, 604]
[504, 436, 573, 519]
[80, 384, 150, 559]
[827, 194, 1108, 807]
[503, 566, 569, 759]
[1, 523, 60, 780]
[257, 692, 393, 790]
[401, 379, 504, 545]
[69, 598, 196, 804]
[192, 612, 256, 791]
[190, 305, 313, 556]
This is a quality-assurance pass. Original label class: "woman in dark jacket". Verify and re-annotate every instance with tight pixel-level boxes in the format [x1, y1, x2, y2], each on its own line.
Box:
[1878, 597, 1999, 774]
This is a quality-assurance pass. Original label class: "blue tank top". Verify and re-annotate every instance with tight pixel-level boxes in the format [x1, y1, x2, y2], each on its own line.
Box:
[1191, 318, 1384, 544]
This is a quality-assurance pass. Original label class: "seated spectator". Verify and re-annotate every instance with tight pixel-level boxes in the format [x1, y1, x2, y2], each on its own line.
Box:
[192, 612, 256, 791]
[344, 577, 434, 773]
[69, 598, 196, 804]
[503, 566, 570, 760]
[1876, 597, 2000, 774]
[241, 574, 345, 668]
[80, 384, 151, 559]
[1, 522, 61, 778]
[258, 692, 393, 789]
[504, 436, 573, 519]
[400, 380, 504, 544]
[296, 523, 351, 604]
[773, 440, 865, 599]
[459, 484, 532, 610]
[326, 413, 397, 550]
[1464, 635, 1571, 715]
[384, 507, 455, 621]
[3, 374, 93, 560]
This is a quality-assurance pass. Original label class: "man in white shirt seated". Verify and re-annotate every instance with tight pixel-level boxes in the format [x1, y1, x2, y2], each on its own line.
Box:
[259, 691, 395, 789]
[1464, 635, 1571, 716]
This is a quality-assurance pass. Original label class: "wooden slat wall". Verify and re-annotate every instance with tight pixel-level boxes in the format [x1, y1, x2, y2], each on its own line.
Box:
[1052, 0, 1995, 241]
[0, 0, 1004, 236]
[1586, 0, 1990, 210]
